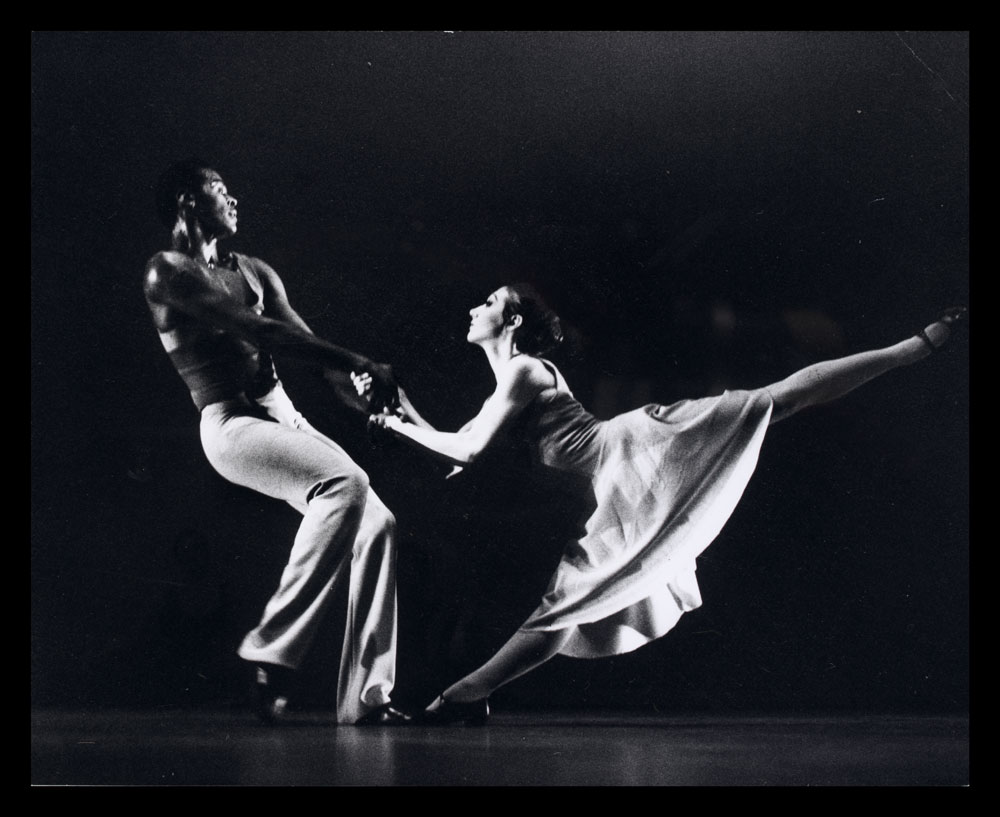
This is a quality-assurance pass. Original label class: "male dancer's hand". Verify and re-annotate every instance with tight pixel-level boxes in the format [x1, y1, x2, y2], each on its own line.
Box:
[361, 362, 400, 416]
[352, 367, 403, 447]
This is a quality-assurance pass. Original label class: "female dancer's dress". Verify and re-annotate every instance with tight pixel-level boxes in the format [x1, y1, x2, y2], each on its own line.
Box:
[516, 360, 773, 658]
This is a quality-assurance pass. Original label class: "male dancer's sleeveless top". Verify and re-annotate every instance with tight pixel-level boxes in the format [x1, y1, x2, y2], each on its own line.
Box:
[155, 252, 278, 410]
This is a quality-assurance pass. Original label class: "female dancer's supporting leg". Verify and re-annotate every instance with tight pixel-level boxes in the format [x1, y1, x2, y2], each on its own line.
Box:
[425, 629, 574, 717]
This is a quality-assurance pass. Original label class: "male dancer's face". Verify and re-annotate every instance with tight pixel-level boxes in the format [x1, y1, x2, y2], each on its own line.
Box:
[188, 168, 239, 239]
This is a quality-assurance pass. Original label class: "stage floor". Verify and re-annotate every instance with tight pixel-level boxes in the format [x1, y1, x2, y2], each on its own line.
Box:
[31, 708, 968, 787]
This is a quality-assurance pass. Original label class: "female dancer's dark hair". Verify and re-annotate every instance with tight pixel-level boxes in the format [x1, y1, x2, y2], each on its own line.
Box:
[502, 283, 564, 357]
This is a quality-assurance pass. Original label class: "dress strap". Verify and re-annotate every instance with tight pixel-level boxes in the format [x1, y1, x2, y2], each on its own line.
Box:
[537, 357, 573, 397]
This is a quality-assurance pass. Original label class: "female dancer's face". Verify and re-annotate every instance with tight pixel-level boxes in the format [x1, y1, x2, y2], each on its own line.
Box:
[467, 288, 509, 344]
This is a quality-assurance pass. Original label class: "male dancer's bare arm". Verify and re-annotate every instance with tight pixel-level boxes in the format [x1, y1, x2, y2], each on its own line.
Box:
[250, 256, 315, 334]
[145, 251, 394, 388]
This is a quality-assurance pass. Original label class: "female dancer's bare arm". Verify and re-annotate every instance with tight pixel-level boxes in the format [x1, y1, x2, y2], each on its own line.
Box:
[360, 360, 546, 464]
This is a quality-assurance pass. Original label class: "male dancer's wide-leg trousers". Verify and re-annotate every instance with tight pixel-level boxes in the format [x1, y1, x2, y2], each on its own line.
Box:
[199, 384, 396, 723]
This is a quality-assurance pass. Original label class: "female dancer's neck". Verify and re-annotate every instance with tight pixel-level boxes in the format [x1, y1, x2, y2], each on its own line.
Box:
[479, 337, 521, 379]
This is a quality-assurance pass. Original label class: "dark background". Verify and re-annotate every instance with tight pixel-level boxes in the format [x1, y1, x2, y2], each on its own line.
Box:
[31, 31, 968, 714]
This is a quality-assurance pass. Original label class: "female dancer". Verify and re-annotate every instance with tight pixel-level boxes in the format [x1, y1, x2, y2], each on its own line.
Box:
[355, 285, 965, 724]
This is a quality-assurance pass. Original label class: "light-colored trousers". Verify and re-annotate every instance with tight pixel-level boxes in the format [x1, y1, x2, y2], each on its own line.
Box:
[199, 384, 397, 723]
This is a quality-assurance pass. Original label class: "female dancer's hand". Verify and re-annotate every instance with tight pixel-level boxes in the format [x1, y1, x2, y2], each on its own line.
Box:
[366, 409, 407, 446]
[368, 412, 403, 429]
[395, 385, 422, 424]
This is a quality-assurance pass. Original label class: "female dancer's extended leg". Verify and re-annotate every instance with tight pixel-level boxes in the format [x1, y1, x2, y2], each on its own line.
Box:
[764, 313, 961, 423]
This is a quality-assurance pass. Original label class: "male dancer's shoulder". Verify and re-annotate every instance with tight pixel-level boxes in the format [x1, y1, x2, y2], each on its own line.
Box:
[144, 250, 190, 298]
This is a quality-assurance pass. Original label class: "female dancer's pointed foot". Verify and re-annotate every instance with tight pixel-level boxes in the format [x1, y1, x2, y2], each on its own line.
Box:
[917, 306, 968, 353]
[419, 693, 490, 726]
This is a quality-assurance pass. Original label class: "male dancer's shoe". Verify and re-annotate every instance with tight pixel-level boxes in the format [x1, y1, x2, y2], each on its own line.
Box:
[355, 703, 414, 725]
[252, 663, 293, 725]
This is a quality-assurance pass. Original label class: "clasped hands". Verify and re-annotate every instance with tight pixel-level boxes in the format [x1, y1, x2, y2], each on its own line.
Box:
[352, 370, 407, 441]
[352, 369, 464, 479]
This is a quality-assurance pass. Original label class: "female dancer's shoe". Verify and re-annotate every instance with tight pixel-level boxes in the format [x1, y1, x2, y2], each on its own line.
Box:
[420, 694, 490, 725]
[917, 306, 968, 352]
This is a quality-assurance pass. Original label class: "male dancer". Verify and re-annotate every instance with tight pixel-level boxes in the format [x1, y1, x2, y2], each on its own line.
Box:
[144, 158, 409, 725]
